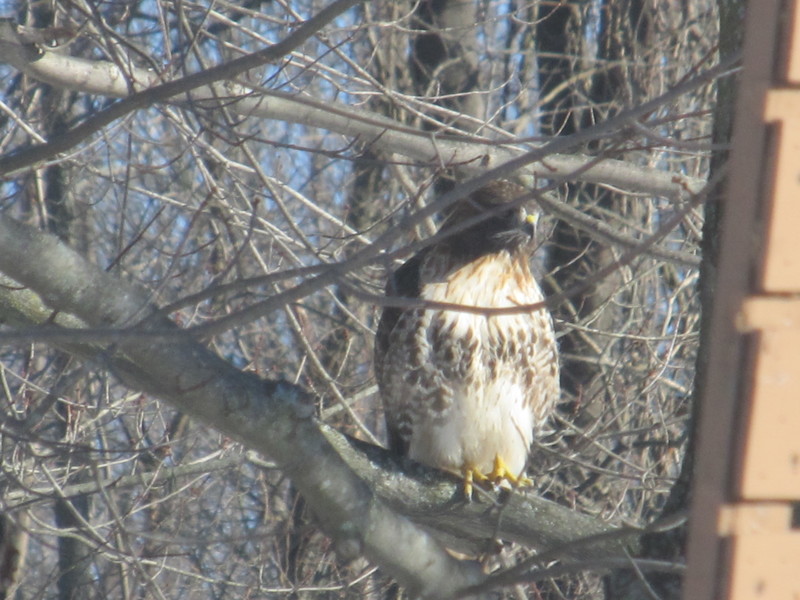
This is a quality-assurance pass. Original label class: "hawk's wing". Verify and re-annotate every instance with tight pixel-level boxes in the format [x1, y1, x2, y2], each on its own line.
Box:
[374, 251, 425, 455]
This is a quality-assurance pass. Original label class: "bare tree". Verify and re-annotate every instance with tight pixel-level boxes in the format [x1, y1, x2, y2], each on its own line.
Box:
[0, 0, 725, 598]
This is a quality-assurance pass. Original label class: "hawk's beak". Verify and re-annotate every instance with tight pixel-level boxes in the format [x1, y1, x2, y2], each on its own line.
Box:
[523, 211, 538, 238]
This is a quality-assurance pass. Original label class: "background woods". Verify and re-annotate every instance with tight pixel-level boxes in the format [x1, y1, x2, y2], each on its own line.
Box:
[0, 0, 726, 598]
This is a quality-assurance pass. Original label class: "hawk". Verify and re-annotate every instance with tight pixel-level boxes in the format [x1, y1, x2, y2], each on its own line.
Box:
[374, 181, 560, 497]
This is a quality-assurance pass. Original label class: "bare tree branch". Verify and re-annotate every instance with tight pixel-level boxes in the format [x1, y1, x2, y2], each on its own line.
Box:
[0, 0, 363, 176]
[0, 18, 714, 199]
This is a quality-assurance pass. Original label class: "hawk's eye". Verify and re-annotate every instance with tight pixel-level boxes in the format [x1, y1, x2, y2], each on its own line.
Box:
[502, 208, 520, 226]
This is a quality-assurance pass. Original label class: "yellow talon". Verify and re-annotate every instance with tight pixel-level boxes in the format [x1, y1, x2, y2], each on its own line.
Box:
[463, 468, 473, 499]
[462, 465, 490, 500]
[488, 455, 532, 488]
[462, 456, 530, 499]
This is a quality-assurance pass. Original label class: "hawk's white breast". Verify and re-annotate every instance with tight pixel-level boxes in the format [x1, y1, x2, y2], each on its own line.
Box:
[404, 250, 554, 479]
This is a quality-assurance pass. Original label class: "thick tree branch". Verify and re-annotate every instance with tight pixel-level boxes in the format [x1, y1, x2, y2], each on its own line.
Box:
[322, 431, 635, 561]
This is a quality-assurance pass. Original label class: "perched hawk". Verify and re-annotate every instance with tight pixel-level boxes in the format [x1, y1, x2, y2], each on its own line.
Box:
[374, 181, 560, 496]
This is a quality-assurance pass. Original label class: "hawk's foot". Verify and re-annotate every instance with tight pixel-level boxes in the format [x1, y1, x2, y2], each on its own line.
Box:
[488, 455, 531, 489]
[461, 456, 530, 500]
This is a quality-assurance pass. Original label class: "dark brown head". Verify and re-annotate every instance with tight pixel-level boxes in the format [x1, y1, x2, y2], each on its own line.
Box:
[439, 180, 537, 258]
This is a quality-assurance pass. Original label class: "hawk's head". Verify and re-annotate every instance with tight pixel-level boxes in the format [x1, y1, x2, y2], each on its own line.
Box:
[439, 180, 538, 258]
